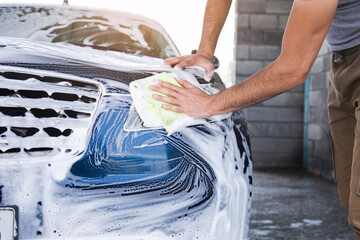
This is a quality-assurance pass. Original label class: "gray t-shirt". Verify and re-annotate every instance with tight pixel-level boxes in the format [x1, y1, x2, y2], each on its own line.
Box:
[326, 0, 360, 51]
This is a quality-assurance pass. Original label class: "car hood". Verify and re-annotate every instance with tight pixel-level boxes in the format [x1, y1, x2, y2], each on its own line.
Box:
[0, 36, 172, 75]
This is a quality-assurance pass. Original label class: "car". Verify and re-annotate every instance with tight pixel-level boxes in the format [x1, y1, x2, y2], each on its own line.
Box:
[0, 3, 252, 240]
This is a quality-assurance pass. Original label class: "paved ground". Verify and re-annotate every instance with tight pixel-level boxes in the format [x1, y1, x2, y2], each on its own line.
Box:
[247, 168, 354, 240]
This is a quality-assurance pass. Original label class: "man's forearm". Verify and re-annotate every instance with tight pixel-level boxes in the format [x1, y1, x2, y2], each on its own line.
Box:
[208, 58, 308, 115]
[198, 0, 233, 59]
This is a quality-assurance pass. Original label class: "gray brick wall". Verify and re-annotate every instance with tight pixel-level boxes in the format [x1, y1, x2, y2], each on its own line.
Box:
[307, 42, 333, 180]
[236, 0, 303, 167]
[235, 0, 334, 179]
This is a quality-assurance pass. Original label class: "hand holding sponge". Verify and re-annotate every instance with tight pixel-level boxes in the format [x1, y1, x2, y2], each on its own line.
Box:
[129, 72, 227, 135]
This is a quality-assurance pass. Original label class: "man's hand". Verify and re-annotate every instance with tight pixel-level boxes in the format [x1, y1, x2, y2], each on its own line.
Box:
[149, 78, 214, 118]
[163, 53, 215, 80]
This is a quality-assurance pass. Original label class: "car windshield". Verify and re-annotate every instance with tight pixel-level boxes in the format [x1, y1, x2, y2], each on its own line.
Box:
[0, 5, 178, 59]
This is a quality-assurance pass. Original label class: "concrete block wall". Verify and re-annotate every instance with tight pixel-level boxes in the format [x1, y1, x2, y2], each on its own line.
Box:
[236, 0, 304, 167]
[307, 42, 333, 180]
[235, 0, 335, 179]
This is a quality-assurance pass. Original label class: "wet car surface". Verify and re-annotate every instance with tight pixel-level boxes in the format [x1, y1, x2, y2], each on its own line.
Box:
[0, 4, 252, 240]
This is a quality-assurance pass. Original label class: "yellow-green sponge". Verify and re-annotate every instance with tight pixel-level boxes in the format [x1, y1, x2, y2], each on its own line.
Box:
[129, 72, 185, 134]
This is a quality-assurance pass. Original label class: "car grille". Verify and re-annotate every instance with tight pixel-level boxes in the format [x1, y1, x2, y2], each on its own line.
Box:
[0, 66, 102, 160]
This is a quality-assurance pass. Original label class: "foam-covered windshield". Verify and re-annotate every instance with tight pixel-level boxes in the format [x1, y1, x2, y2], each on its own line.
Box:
[0, 5, 178, 59]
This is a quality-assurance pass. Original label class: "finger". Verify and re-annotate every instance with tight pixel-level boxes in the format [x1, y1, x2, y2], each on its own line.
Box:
[150, 85, 180, 98]
[164, 56, 184, 66]
[152, 94, 179, 106]
[162, 104, 183, 113]
[175, 60, 193, 69]
[175, 78, 195, 88]
[198, 62, 215, 80]
[206, 69, 215, 81]
[157, 80, 184, 91]
[173, 56, 195, 69]
[150, 80, 184, 93]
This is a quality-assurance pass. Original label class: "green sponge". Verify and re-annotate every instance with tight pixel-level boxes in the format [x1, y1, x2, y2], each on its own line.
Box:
[129, 72, 185, 133]
[147, 73, 184, 127]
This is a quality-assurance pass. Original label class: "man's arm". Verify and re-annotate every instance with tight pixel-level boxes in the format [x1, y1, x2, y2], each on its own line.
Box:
[163, 0, 232, 79]
[151, 0, 338, 118]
